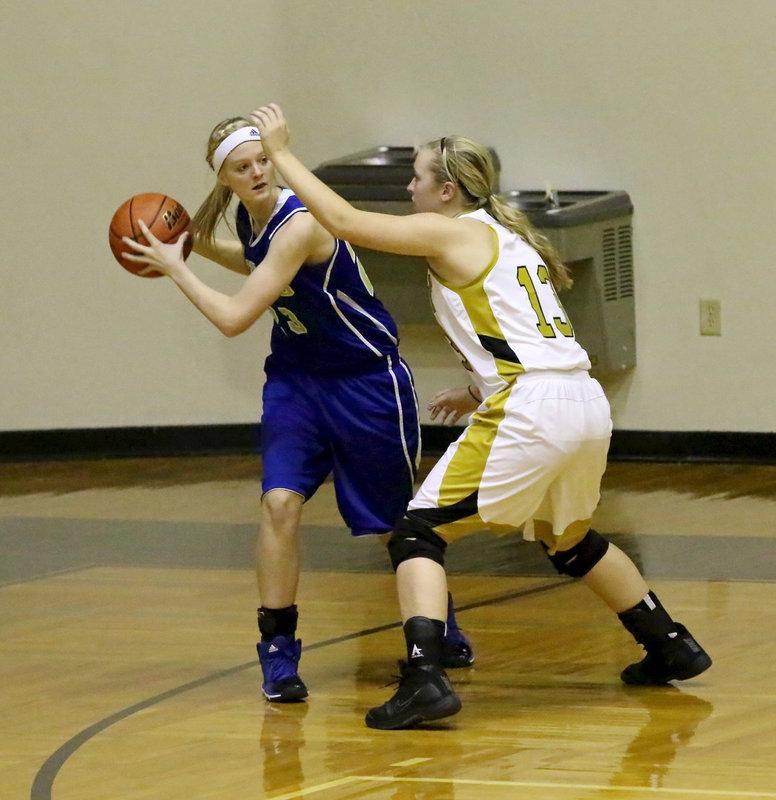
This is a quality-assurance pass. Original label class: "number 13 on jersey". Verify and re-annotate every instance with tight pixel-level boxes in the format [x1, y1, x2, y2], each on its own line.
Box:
[517, 264, 574, 338]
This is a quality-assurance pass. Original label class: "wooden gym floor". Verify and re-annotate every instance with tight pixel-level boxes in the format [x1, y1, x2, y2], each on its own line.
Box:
[2, 455, 775, 800]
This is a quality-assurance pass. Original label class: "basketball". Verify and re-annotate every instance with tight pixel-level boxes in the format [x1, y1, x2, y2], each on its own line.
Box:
[108, 193, 193, 277]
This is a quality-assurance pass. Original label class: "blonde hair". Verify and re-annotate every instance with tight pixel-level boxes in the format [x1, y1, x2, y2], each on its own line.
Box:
[424, 136, 572, 290]
[190, 116, 251, 245]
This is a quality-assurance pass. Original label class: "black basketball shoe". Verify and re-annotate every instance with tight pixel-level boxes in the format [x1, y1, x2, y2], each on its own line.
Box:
[621, 624, 712, 686]
[365, 662, 462, 730]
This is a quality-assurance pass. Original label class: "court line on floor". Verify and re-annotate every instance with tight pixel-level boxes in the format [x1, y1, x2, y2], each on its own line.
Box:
[29, 579, 565, 800]
[267, 775, 776, 800]
[0, 563, 103, 588]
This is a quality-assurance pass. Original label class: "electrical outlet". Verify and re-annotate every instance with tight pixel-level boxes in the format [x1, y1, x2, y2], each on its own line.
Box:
[700, 299, 721, 336]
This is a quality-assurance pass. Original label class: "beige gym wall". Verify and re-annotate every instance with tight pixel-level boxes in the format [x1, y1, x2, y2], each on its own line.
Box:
[1, 0, 772, 434]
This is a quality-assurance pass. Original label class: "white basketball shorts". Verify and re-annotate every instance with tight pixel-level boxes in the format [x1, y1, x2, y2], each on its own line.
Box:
[408, 370, 612, 548]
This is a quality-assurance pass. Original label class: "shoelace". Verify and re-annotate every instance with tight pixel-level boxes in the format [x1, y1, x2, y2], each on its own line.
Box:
[381, 660, 410, 688]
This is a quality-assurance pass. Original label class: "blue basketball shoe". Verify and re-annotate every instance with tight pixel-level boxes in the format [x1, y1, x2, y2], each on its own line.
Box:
[442, 593, 475, 668]
[257, 636, 308, 702]
[442, 626, 475, 668]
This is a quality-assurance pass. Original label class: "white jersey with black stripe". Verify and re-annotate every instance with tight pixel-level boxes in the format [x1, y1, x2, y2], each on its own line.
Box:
[428, 208, 591, 400]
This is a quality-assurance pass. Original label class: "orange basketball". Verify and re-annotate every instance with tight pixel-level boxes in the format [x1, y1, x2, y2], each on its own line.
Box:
[108, 193, 193, 277]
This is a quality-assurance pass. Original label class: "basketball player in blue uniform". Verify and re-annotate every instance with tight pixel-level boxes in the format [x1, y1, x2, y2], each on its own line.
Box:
[123, 119, 473, 703]
[251, 104, 712, 728]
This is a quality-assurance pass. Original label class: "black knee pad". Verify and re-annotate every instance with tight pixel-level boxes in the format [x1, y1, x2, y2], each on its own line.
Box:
[543, 529, 609, 577]
[387, 515, 447, 571]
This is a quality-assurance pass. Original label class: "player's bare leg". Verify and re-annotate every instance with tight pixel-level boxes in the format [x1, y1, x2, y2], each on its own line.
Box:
[580, 538, 712, 685]
[396, 557, 448, 622]
[378, 533, 475, 668]
[581, 542, 649, 612]
[257, 489, 304, 607]
[255, 489, 308, 702]
[366, 550, 461, 730]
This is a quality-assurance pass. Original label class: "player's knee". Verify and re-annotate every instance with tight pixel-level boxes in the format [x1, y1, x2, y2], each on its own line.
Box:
[387, 514, 447, 571]
[261, 489, 303, 532]
[543, 528, 609, 577]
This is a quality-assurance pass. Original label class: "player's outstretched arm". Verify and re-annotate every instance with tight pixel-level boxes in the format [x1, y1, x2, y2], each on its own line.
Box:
[250, 104, 452, 261]
[123, 218, 310, 337]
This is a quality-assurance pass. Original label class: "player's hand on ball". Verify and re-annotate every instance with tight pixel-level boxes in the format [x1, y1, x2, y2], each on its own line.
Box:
[123, 220, 189, 278]
[427, 386, 481, 426]
[250, 104, 290, 156]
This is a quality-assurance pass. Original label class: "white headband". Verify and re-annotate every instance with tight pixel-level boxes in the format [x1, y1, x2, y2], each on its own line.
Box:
[212, 126, 262, 174]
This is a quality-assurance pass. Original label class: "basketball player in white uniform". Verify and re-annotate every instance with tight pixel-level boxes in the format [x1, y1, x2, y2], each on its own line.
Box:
[252, 105, 712, 730]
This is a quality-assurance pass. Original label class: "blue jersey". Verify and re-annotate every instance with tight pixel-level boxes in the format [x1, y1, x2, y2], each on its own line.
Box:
[236, 190, 400, 374]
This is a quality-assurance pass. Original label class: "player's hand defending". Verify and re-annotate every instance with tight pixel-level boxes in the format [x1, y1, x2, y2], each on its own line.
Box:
[428, 386, 481, 426]
[122, 220, 189, 278]
[250, 104, 290, 157]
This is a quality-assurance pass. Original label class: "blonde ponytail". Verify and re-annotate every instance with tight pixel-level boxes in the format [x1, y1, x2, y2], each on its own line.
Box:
[189, 116, 251, 246]
[425, 137, 572, 291]
[190, 184, 234, 246]
[486, 194, 572, 291]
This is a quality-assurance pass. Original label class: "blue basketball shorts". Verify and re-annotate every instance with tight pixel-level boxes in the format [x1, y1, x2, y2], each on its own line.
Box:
[260, 354, 421, 536]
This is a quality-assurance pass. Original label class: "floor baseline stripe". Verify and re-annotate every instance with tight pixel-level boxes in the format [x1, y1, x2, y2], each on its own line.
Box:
[266, 775, 362, 800]
[352, 775, 776, 797]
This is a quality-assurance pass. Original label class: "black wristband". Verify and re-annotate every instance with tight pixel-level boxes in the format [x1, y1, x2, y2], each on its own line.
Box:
[467, 385, 480, 402]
